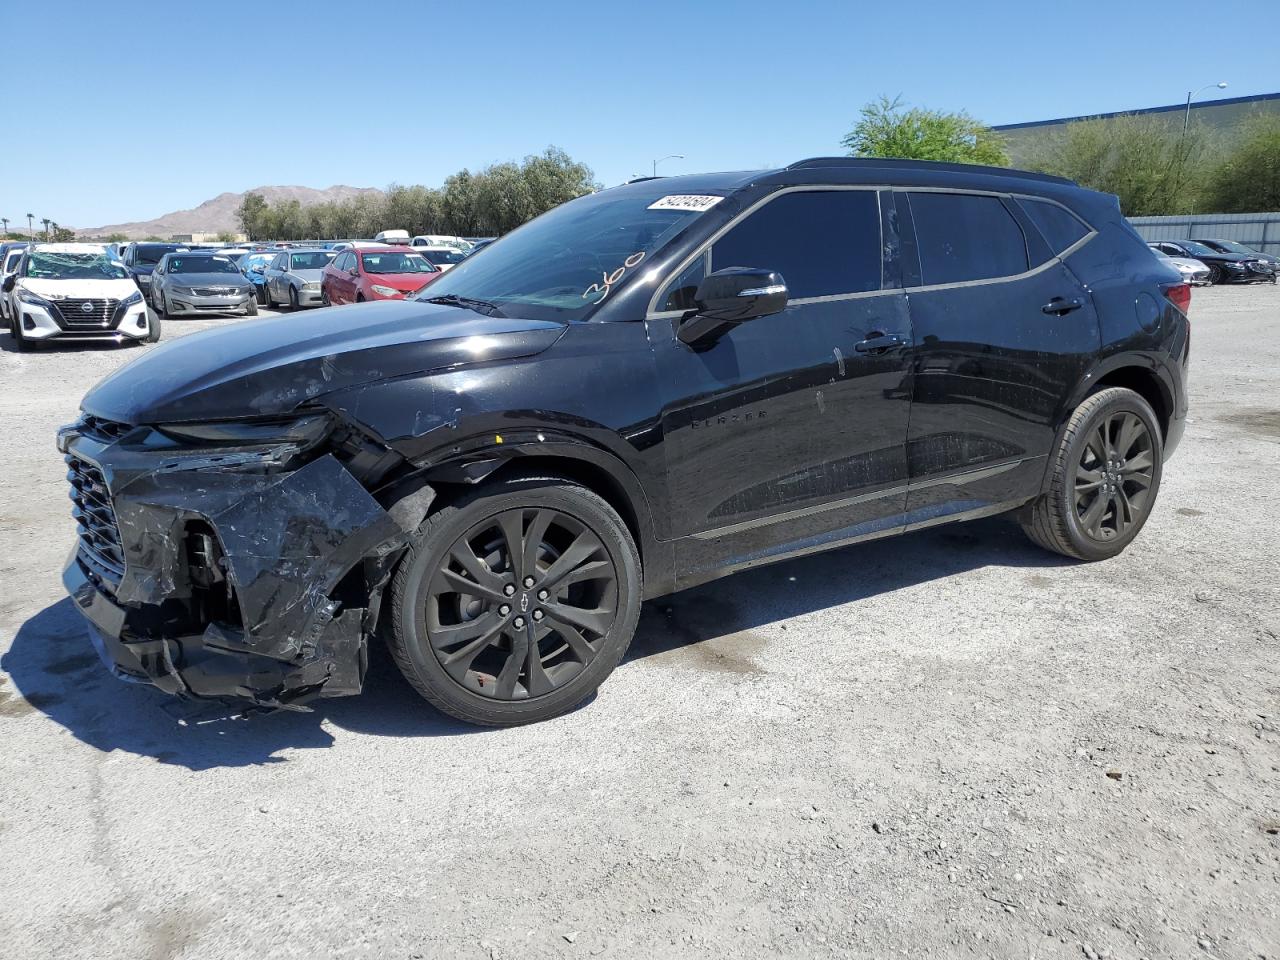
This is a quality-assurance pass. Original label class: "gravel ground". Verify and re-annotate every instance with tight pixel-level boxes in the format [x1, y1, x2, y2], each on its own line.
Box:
[1, 289, 1277, 960]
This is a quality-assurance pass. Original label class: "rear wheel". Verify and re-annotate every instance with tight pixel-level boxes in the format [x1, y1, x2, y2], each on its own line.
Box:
[1020, 387, 1162, 561]
[387, 475, 642, 727]
[256, 284, 269, 306]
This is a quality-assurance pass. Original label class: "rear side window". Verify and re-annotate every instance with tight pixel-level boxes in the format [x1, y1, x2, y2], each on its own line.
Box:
[907, 192, 1028, 285]
[711, 190, 882, 299]
[1019, 198, 1090, 255]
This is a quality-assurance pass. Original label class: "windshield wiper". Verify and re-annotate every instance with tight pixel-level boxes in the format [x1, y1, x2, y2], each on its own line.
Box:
[423, 294, 506, 318]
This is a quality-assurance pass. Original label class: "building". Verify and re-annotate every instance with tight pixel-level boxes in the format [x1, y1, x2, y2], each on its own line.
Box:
[169, 232, 247, 244]
[994, 92, 1280, 165]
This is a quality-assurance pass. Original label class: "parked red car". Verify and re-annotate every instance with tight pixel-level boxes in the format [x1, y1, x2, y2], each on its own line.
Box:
[321, 246, 442, 305]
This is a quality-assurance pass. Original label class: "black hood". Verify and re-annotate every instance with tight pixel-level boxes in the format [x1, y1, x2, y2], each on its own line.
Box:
[82, 301, 567, 424]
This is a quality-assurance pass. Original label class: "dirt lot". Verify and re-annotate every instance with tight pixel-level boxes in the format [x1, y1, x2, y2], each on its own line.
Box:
[1, 290, 1277, 960]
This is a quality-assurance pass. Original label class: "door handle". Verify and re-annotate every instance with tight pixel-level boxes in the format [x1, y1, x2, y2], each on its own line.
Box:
[853, 333, 906, 354]
[1042, 297, 1084, 316]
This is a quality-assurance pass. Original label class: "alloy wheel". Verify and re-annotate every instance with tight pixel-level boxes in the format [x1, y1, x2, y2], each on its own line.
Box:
[425, 507, 619, 700]
[1075, 411, 1155, 541]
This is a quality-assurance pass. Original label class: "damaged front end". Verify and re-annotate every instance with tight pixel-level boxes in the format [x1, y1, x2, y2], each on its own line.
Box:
[58, 412, 431, 710]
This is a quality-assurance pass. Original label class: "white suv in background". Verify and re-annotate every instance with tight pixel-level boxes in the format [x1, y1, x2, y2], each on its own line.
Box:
[1, 243, 156, 350]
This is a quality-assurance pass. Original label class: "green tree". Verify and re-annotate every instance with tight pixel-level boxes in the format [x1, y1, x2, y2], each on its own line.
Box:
[216, 231, 237, 243]
[842, 96, 1009, 166]
[1021, 114, 1211, 216]
[51, 226, 76, 241]
[236, 191, 269, 240]
[1202, 114, 1280, 213]
[105, 232, 128, 242]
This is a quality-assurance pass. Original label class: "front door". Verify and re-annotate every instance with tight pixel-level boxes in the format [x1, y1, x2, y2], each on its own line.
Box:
[649, 188, 914, 586]
[898, 189, 1101, 524]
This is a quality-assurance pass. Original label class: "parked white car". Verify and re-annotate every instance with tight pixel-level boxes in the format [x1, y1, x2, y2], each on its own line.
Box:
[1153, 250, 1211, 286]
[412, 234, 472, 252]
[1, 243, 156, 350]
[412, 245, 468, 272]
[0, 245, 25, 330]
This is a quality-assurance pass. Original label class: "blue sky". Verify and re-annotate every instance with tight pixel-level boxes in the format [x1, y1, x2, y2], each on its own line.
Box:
[1, 0, 1272, 228]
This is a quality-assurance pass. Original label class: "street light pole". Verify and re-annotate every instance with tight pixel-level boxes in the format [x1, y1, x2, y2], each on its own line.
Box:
[652, 154, 684, 176]
[1184, 81, 1228, 136]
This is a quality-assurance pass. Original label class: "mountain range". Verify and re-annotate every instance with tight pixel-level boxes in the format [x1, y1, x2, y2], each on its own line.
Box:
[77, 185, 384, 239]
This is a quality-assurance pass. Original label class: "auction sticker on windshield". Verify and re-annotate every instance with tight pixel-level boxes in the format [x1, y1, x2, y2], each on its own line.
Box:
[647, 195, 725, 212]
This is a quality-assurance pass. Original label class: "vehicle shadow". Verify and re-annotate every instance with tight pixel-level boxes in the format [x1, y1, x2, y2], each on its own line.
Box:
[1, 515, 1071, 770]
[0, 334, 140, 355]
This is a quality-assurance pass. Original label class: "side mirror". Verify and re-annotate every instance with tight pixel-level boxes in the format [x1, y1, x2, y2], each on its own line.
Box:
[1, 275, 14, 293]
[677, 268, 787, 347]
[251, 264, 264, 274]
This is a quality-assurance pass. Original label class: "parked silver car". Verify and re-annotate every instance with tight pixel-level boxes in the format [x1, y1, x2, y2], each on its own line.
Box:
[150, 252, 258, 318]
[1151, 249, 1211, 286]
[263, 249, 335, 309]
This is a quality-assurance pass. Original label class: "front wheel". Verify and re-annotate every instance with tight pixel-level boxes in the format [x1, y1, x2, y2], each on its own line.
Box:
[387, 475, 642, 727]
[245, 299, 258, 317]
[144, 312, 162, 343]
[1020, 387, 1163, 561]
[256, 284, 269, 306]
[1204, 264, 1222, 285]
[288, 286, 300, 311]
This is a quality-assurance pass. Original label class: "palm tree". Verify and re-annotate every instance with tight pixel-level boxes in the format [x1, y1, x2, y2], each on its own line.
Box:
[0, 217, 9, 238]
[26, 213, 34, 240]
[41, 218, 51, 240]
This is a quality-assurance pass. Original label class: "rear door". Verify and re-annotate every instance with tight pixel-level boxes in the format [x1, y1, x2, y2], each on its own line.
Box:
[649, 187, 914, 583]
[897, 190, 1100, 526]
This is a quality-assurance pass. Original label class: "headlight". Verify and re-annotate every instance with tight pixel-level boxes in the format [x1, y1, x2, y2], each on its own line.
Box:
[136, 274, 152, 284]
[121, 290, 142, 307]
[1223, 262, 1246, 271]
[157, 413, 332, 449]
[17, 289, 53, 307]
[370, 284, 402, 297]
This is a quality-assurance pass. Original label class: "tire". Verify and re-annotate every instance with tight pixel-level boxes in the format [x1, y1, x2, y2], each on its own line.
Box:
[356, 293, 365, 303]
[320, 286, 330, 307]
[245, 299, 258, 317]
[13, 319, 30, 351]
[289, 286, 300, 311]
[144, 311, 161, 343]
[1204, 264, 1222, 286]
[386, 474, 642, 727]
[256, 284, 269, 306]
[264, 283, 276, 308]
[1019, 387, 1163, 562]
[157, 293, 171, 320]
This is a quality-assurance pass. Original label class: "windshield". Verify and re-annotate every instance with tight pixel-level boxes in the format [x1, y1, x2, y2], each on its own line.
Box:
[290, 252, 334, 271]
[408, 189, 716, 321]
[418, 249, 467, 266]
[167, 255, 240, 274]
[25, 252, 129, 280]
[362, 251, 437, 274]
[1177, 240, 1218, 257]
[135, 245, 181, 265]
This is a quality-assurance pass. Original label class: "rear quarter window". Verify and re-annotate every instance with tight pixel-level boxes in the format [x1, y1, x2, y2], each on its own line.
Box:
[1018, 198, 1091, 256]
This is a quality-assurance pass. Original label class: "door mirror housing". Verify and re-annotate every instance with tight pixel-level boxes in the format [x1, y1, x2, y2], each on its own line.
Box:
[677, 268, 788, 348]
[1, 275, 14, 293]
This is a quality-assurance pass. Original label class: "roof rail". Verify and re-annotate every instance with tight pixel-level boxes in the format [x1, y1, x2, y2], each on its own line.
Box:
[625, 175, 665, 184]
[785, 157, 1074, 186]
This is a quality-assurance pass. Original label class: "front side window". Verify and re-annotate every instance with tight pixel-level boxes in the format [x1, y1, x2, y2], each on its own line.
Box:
[4, 251, 23, 274]
[24, 252, 128, 280]
[711, 190, 882, 299]
[1018, 198, 1090, 256]
[908, 192, 1028, 285]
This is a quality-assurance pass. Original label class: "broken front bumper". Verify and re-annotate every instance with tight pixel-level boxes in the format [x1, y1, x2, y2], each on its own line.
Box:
[60, 426, 419, 708]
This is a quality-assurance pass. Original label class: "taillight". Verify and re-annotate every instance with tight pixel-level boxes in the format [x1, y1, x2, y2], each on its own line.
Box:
[1163, 282, 1191, 315]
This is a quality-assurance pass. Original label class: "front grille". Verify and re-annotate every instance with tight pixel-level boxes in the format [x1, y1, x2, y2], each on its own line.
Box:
[52, 297, 119, 328]
[66, 454, 125, 594]
[80, 414, 133, 443]
[1246, 260, 1273, 274]
[191, 286, 241, 297]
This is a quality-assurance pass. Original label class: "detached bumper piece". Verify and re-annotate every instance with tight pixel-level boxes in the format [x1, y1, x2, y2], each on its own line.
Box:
[61, 424, 425, 710]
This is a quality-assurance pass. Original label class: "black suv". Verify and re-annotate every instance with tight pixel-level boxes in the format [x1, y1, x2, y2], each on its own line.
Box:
[60, 159, 1190, 726]
[121, 241, 189, 297]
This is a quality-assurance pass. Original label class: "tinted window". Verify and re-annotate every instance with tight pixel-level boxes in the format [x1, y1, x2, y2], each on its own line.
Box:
[135, 244, 181, 265]
[1019, 198, 1089, 255]
[908, 193, 1028, 284]
[661, 252, 709, 311]
[167, 256, 240, 274]
[710, 190, 881, 298]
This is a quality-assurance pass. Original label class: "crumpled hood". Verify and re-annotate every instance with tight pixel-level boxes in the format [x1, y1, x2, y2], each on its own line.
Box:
[82, 300, 567, 424]
[22, 277, 138, 299]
